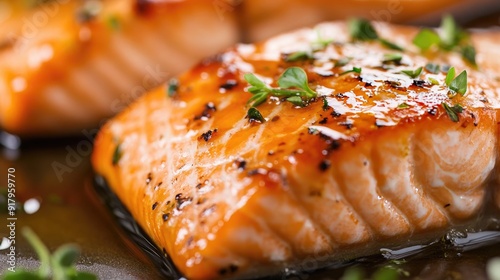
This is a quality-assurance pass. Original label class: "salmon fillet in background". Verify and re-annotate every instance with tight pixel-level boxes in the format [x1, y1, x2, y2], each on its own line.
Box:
[92, 21, 500, 279]
[0, 0, 238, 137]
[2, 0, 497, 137]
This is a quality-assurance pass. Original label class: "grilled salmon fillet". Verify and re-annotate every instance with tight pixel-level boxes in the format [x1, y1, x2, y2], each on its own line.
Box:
[4, 0, 499, 137]
[0, 0, 238, 137]
[92, 21, 500, 279]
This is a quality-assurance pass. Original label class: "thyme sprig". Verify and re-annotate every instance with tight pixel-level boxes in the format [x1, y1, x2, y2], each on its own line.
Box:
[413, 15, 477, 66]
[349, 18, 404, 51]
[2, 228, 97, 280]
[244, 67, 317, 107]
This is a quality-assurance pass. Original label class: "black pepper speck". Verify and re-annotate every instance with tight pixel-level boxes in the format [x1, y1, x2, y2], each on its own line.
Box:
[319, 160, 331, 171]
[220, 79, 238, 90]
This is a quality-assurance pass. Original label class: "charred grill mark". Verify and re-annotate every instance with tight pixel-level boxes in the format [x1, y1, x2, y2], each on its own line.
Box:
[412, 80, 426, 87]
[339, 122, 353, 129]
[428, 107, 438, 116]
[200, 129, 218, 141]
[175, 193, 193, 210]
[319, 160, 331, 171]
[234, 158, 247, 170]
[331, 110, 342, 117]
[219, 79, 238, 90]
[247, 168, 268, 176]
[162, 213, 170, 221]
[194, 102, 217, 121]
[470, 112, 478, 126]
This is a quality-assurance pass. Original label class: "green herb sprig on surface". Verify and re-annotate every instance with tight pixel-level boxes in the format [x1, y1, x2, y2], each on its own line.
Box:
[413, 15, 477, 66]
[2, 228, 97, 280]
[444, 67, 467, 95]
[349, 18, 404, 51]
[112, 143, 122, 166]
[401, 67, 423, 79]
[340, 67, 362, 76]
[442, 102, 464, 122]
[283, 29, 333, 63]
[244, 67, 317, 107]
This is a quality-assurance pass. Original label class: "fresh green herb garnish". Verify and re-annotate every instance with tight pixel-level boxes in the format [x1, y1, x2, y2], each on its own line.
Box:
[112, 143, 122, 166]
[397, 103, 410, 109]
[461, 45, 477, 66]
[244, 67, 317, 107]
[282, 30, 332, 63]
[340, 265, 401, 280]
[2, 228, 97, 280]
[445, 66, 456, 86]
[311, 29, 334, 50]
[448, 70, 468, 95]
[167, 78, 179, 97]
[285, 51, 313, 62]
[322, 97, 329, 110]
[341, 267, 365, 280]
[372, 266, 400, 280]
[349, 18, 378, 41]
[428, 77, 440, 85]
[379, 38, 404, 51]
[441, 64, 451, 73]
[425, 63, 440, 74]
[442, 102, 464, 122]
[401, 67, 423, 79]
[413, 15, 477, 66]
[444, 67, 467, 94]
[247, 107, 266, 123]
[349, 18, 404, 51]
[340, 67, 362, 76]
[413, 29, 441, 51]
[285, 96, 305, 106]
[383, 53, 403, 64]
[440, 15, 466, 50]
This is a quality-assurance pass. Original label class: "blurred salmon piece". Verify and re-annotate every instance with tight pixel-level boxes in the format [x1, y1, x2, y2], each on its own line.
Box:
[239, 0, 477, 42]
[92, 21, 500, 279]
[0, 0, 238, 137]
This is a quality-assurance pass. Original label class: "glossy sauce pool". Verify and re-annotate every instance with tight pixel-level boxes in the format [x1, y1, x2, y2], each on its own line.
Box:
[0, 136, 160, 279]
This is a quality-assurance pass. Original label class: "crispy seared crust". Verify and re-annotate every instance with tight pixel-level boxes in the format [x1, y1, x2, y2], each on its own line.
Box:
[92, 21, 499, 279]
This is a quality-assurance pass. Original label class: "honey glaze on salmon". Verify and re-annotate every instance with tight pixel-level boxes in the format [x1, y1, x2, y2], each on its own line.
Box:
[92, 22, 500, 279]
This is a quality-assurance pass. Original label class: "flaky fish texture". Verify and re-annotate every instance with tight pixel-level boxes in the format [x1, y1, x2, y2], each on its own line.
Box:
[92, 21, 500, 279]
[0, 0, 238, 137]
